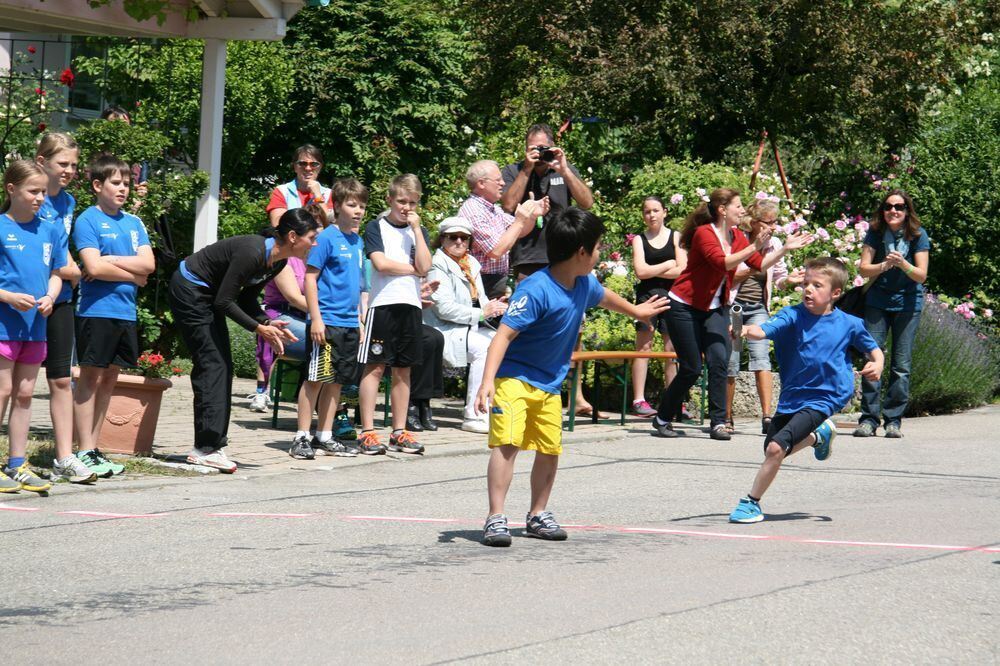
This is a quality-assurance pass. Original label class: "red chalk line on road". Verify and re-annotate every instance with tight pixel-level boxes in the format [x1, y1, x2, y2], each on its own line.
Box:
[4, 506, 998, 554]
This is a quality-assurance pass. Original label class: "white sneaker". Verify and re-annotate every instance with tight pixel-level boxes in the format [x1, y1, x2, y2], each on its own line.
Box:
[460, 419, 490, 434]
[52, 456, 98, 484]
[248, 393, 268, 412]
[186, 447, 237, 473]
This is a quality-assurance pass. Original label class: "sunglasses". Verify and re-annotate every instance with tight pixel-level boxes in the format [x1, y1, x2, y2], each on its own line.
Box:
[296, 160, 321, 169]
[882, 202, 907, 212]
[444, 233, 470, 242]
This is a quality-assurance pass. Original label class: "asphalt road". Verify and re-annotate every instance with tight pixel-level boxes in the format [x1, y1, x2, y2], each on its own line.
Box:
[2, 406, 998, 664]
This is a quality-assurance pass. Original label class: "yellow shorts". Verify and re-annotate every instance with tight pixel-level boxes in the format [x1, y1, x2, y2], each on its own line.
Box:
[488, 377, 563, 456]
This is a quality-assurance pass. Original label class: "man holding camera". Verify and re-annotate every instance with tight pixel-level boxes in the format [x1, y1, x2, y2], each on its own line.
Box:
[500, 123, 594, 280]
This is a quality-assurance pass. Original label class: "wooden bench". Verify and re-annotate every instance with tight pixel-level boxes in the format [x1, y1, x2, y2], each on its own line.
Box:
[566, 350, 698, 431]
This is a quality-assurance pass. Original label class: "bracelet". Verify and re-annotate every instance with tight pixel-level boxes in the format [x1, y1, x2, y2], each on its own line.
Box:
[904, 264, 914, 275]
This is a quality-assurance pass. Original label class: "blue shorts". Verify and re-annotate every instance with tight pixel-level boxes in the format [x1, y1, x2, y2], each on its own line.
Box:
[728, 302, 771, 376]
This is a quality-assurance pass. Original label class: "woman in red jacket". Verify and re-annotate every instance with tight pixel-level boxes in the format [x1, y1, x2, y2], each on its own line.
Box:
[652, 188, 812, 440]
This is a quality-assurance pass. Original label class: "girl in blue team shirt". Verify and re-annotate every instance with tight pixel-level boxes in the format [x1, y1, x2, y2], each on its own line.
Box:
[72, 154, 156, 478]
[0, 161, 68, 494]
[35, 133, 96, 485]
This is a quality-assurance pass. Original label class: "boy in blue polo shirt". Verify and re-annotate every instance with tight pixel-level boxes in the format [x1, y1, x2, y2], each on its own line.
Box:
[728, 257, 884, 523]
[291, 178, 368, 460]
[72, 154, 156, 477]
[474, 207, 668, 547]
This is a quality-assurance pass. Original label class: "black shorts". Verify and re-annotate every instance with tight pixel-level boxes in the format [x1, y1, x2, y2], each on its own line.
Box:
[635, 292, 671, 334]
[358, 303, 422, 368]
[765, 408, 829, 456]
[76, 317, 139, 368]
[43, 300, 75, 379]
[306, 325, 360, 384]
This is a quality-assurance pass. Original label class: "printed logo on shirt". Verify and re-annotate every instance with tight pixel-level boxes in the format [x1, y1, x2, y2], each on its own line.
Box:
[550, 177, 565, 186]
[64, 214, 72, 235]
[101, 233, 118, 240]
[506, 295, 529, 318]
[131, 230, 139, 252]
[42, 242, 52, 266]
[6, 233, 16, 242]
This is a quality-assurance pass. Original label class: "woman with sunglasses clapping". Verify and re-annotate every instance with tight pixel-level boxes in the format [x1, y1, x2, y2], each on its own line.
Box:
[854, 190, 930, 439]
[423, 217, 510, 434]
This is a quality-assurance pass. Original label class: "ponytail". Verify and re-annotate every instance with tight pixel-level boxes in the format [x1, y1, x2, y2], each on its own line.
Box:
[679, 187, 740, 249]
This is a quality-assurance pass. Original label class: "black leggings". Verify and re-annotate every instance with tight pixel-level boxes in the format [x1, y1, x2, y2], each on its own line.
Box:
[655, 299, 731, 426]
[765, 408, 827, 456]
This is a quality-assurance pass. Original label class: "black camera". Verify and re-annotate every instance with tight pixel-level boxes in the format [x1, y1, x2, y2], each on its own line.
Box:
[535, 146, 556, 163]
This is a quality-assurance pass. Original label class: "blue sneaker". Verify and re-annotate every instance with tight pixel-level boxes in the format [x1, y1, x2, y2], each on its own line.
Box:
[812, 418, 836, 461]
[333, 411, 357, 441]
[729, 497, 763, 523]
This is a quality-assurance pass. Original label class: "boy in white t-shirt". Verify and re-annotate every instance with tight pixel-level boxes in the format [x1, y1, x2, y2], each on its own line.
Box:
[357, 174, 432, 455]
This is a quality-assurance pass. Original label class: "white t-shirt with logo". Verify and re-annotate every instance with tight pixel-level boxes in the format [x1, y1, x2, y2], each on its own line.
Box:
[362, 215, 430, 309]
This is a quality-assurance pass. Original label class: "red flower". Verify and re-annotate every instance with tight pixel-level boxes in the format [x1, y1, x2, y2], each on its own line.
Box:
[59, 68, 74, 88]
[172, 366, 182, 374]
[37, 123, 46, 132]
[34, 87, 45, 96]
[27, 45, 36, 54]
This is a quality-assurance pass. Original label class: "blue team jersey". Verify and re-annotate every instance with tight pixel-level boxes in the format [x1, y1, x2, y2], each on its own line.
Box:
[0, 213, 68, 341]
[497, 268, 605, 394]
[306, 225, 363, 328]
[73, 206, 150, 321]
[761, 304, 878, 415]
[37, 190, 75, 304]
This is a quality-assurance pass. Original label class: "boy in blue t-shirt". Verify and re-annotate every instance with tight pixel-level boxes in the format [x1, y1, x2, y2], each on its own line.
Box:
[474, 207, 668, 547]
[72, 155, 155, 476]
[728, 257, 884, 524]
[291, 178, 368, 460]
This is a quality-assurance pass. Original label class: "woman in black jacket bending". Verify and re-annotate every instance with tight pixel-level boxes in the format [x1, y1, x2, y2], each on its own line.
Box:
[169, 209, 319, 471]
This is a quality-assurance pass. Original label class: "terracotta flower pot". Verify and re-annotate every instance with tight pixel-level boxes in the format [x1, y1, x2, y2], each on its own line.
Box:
[92, 374, 172, 456]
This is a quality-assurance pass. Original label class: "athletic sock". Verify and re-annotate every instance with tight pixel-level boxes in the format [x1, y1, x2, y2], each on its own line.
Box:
[7, 456, 25, 470]
[295, 430, 309, 439]
[391, 429, 403, 436]
[317, 430, 332, 443]
[653, 416, 669, 427]
[256, 382, 266, 393]
[747, 494, 761, 504]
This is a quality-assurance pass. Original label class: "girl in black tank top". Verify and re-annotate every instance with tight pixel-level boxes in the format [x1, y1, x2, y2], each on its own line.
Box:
[630, 196, 688, 418]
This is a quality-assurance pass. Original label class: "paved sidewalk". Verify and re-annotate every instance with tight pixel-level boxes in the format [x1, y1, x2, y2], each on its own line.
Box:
[30, 369, 670, 474]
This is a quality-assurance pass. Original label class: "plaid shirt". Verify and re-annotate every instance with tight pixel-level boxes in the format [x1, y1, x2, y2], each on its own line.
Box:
[457, 194, 514, 276]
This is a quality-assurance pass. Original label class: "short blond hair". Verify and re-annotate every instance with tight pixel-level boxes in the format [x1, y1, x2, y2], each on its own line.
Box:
[388, 173, 422, 199]
[805, 257, 849, 293]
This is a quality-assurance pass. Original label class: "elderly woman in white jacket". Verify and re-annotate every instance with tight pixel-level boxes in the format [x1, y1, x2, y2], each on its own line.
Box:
[424, 217, 508, 433]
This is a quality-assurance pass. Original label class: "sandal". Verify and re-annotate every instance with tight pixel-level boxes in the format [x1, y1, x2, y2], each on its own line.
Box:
[724, 419, 736, 434]
[574, 405, 607, 419]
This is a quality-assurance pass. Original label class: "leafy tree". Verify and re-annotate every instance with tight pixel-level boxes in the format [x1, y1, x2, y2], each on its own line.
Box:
[468, 1, 988, 163]
[277, 1, 473, 197]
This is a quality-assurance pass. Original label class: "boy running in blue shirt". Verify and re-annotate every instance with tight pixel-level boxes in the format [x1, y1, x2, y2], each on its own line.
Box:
[72, 155, 155, 477]
[475, 207, 668, 547]
[728, 257, 884, 523]
[291, 178, 368, 460]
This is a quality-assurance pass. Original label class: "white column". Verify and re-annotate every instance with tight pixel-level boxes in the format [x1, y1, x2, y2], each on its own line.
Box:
[193, 38, 226, 251]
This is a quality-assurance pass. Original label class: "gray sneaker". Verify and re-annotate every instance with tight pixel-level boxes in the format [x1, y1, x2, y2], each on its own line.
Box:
[525, 511, 568, 541]
[884, 423, 903, 438]
[52, 456, 98, 484]
[651, 419, 679, 438]
[4, 463, 51, 494]
[311, 436, 358, 457]
[482, 513, 512, 547]
[0, 473, 20, 493]
[853, 421, 877, 437]
[288, 434, 315, 460]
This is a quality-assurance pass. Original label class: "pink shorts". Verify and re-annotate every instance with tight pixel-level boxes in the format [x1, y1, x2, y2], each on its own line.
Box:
[0, 340, 47, 364]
